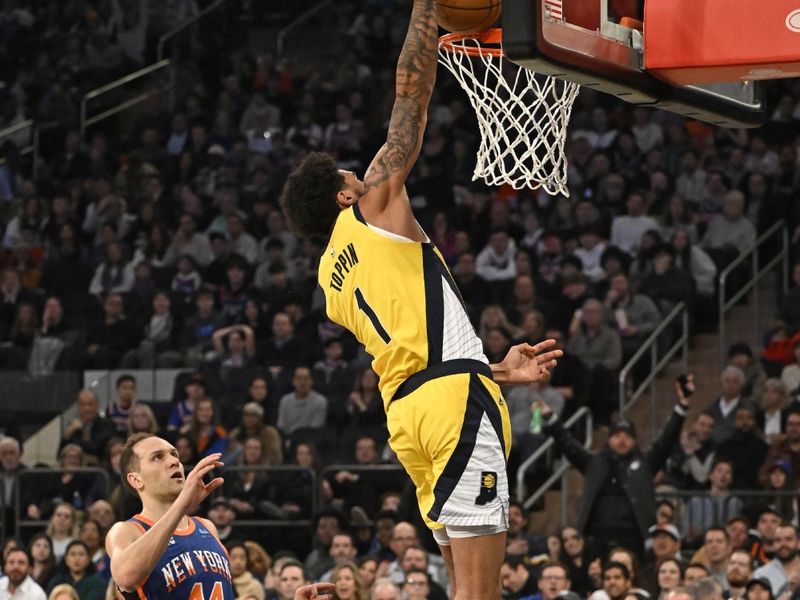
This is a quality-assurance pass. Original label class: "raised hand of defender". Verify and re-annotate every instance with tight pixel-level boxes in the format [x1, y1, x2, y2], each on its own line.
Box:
[176, 453, 224, 513]
[294, 582, 336, 600]
[498, 339, 562, 385]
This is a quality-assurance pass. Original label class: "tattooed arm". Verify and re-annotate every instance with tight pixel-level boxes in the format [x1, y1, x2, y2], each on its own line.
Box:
[363, 0, 438, 207]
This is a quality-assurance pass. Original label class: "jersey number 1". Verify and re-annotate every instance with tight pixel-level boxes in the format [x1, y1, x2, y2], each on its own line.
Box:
[188, 581, 224, 600]
[355, 287, 391, 344]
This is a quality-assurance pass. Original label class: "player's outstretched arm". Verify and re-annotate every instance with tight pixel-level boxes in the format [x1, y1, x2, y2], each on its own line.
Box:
[490, 339, 563, 385]
[363, 0, 438, 201]
[106, 453, 224, 591]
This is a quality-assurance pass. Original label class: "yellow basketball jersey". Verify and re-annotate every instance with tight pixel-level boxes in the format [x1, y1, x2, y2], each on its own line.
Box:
[319, 203, 487, 409]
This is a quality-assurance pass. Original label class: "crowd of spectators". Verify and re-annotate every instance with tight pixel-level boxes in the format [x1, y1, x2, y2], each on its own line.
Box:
[1, 0, 800, 598]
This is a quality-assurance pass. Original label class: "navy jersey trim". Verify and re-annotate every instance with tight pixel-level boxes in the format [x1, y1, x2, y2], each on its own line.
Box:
[392, 359, 492, 401]
[422, 244, 444, 366]
[352, 202, 367, 224]
[427, 373, 506, 522]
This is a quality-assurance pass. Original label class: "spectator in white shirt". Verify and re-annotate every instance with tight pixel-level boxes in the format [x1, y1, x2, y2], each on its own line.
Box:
[0, 548, 47, 600]
[476, 229, 517, 283]
[702, 191, 757, 256]
[165, 213, 213, 267]
[675, 151, 707, 206]
[574, 226, 607, 282]
[227, 213, 258, 265]
[781, 343, 800, 400]
[610, 193, 659, 256]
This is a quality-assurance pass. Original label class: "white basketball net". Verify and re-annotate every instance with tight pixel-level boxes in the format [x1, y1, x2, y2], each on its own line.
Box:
[438, 34, 580, 195]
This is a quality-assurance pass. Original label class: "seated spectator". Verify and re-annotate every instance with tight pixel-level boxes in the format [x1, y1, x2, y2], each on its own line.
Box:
[758, 379, 791, 442]
[758, 409, 800, 486]
[88, 242, 134, 297]
[277, 366, 328, 437]
[180, 288, 224, 366]
[705, 366, 749, 445]
[205, 497, 244, 548]
[0, 435, 26, 533]
[60, 389, 117, 463]
[0, 301, 38, 368]
[82, 293, 140, 369]
[505, 378, 564, 458]
[604, 272, 661, 360]
[227, 543, 265, 600]
[222, 436, 281, 520]
[476, 228, 517, 301]
[760, 461, 797, 524]
[243, 540, 271, 585]
[638, 243, 694, 315]
[77, 519, 108, 580]
[752, 523, 800, 596]
[506, 274, 553, 328]
[402, 567, 437, 600]
[610, 193, 659, 256]
[702, 191, 757, 263]
[258, 312, 307, 381]
[319, 533, 358, 581]
[227, 402, 283, 466]
[187, 397, 228, 457]
[218, 256, 251, 325]
[671, 228, 716, 301]
[452, 252, 488, 324]
[781, 342, 800, 400]
[312, 338, 353, 410]
[655, 558, 683, 600]
[107, 375, 137, 433]
[692, 528, 733, 590]
[726, 516, 750, 552]
[746, 509, 781, 568]
[28, 534, 56, 589]
[566, 298, 622, 425]
[128, 404, 159, 436]
[305, 510, 345, 580]
[643, 525, 682, 592]
[574, 226, 608, 283]
[596, 561, 634, 600]
[164, 213, 213, 267]
[170, 254, 203, 299]
[728, 343, 768, 402]
[559, 527, 598, 597]
[380, 522, 447, 589]
[716, 405, 769, 489]
[121, 290, 181, 368]
[227, 213, 258, 265]
[725, 549, 754, 599]
[167, 372, 206, 432]
[682, 460, 742, 543]
[501, 554, 539, 600]
[665, 412, 716, 489]
[45, 540, 106, 600]
[326, 436, 401, 517]
[506, 501, 549, 560]
[341, 368, 384, 434]
[1, 546, 47, 600]
[371, 577, 402, 600]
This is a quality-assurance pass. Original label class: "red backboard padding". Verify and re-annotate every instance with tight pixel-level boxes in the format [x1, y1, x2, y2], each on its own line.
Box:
[644, 0, 800, 85]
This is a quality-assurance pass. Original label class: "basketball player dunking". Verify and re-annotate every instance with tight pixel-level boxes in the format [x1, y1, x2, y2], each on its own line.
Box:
[279, 1, 562, 598]
[105, 433, 335, 600]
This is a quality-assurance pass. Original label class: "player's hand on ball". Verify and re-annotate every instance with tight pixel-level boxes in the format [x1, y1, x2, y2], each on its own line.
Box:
[498, 339, 562, 384]
[294, 582, 336, 600]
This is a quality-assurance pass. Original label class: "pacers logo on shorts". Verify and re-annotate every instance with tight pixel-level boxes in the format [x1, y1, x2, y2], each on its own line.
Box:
[475, 471, 498, 505]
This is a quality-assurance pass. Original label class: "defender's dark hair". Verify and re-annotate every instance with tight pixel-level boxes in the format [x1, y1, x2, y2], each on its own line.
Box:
[280, 152, 344, 238]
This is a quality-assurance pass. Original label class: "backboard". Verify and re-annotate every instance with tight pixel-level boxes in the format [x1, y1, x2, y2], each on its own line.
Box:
[501, 0, 767, 127]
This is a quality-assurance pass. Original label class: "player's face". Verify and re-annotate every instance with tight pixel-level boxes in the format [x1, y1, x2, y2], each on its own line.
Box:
[338, 170, 366, 204]
[133, 437, 185, 500]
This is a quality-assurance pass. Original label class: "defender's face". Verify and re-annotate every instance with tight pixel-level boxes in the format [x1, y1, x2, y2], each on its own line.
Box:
[131, 437, 185, 499]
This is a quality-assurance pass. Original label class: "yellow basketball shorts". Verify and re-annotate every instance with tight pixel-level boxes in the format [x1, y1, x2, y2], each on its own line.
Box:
[386, 359, 512, 530]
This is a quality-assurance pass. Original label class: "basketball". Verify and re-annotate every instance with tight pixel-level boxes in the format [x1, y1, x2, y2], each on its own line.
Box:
[435, 0, 502, 34]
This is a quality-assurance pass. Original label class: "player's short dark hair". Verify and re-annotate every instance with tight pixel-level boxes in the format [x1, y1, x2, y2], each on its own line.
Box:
[280, 152, 344, 238]
[120, 433, 156, 496]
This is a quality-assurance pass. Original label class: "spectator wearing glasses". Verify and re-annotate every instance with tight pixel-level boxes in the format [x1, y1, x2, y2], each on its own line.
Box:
[523, 561, 572, 600]
[403, 568, 432, 600]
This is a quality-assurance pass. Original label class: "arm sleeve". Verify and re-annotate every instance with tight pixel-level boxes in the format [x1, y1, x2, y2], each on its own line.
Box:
[543, 415, 592, 473]
[646, 404, 687, 473]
